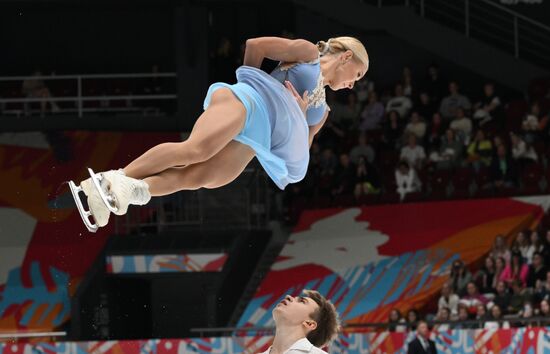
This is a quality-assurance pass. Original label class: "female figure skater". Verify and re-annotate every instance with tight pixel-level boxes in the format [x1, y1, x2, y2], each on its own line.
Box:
[70, 36, 369, 232]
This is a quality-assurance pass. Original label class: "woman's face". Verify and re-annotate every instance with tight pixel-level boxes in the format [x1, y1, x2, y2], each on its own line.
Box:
[326, 51, 367, 90]
[491, 306, 501, 318]
[485, 257, 495, 269]
[517, 232, 526, 244]
[541, 300, 550, 314]
[530, 231, 539, 244]
[407, 311, 417, 322]
[390, 310, 399, 321]
[496, 258, 505, 269]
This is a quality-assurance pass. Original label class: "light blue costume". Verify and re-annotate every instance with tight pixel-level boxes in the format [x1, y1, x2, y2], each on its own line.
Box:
[203, 54, 328, 190]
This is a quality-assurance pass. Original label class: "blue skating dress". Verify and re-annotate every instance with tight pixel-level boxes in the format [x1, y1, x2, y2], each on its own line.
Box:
[203, 54, 328, 190]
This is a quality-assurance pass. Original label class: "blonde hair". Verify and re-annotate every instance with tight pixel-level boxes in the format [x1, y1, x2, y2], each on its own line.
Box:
[317, 36, 369, 71]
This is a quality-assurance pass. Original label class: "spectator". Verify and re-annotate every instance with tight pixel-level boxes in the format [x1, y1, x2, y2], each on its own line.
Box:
[527, 252, 547, 289]
[349, 133, 375, 165]
[450, 259, 473, 296]
[402, 66, 414, 97]
[475, 303, 488, 322]
[542, 230, 550, 266]
[400, 134, 426, 169]
[510, 132, 538, 168]
[439, 81, 472, 121]
[521, 102, 542, 143]
[433, 307, 451, 331]
[438, 282, 460, 316]
[501, 251, 529, 287]
[354, 155, 381, 197]
[21, 70, 60, 117]
[404, 111, 427, 140]
[530, 231, 545, 255]
[459, 282, 489, 314]
[518, 301, 535, 326]
[491, 280, 511, 313]
[416, 92, 437, 123]
[513, 231, 534, 264]
[388, 308, 407, 332]
[431, 129, 463, 170]
[533, 271, 550, 303]
[338, 92, 361, 131]
[493, 256, 507, 290]
[353, 76, 374, 104]
[474, 256, 497, 294]
[536, 299, 550, 326]
[490, 235, 511, 263]
[386, 83, 413, 119]
[406, 309, 420, 331]
[484, 304, 510, 329]
[449, 107, 473, 143]
[508, 279, 530, 314]
[424, 63, 446, 103]
[359, 91, 384, 132]
[467, 130, 493, 171]
[331, 153, 356, 197]
[426, 112, 445, 148]
[473, 83, 502, 128]
[407, 321, 436, 354]
[382, 110, 403, 149]
[395, 160, 422, 200]
[455, 304, 475, 329]
[489, 144, 518, 189]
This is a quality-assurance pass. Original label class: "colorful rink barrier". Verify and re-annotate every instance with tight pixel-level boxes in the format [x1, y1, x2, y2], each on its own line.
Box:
[2, 327, 550, 353]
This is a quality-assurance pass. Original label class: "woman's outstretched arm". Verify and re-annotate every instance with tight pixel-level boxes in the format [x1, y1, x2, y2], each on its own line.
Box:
[244, 37, 319, 69]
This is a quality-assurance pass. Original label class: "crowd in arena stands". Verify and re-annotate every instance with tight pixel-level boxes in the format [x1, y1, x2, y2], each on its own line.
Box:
[282, 61, 550, 223]
[388, 229, 550, 331]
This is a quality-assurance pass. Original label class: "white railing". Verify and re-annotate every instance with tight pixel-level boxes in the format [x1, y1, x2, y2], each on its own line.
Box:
[0, 331, 66, 339]
[0, 72, 177, 118]
[362, 0, 550, 66]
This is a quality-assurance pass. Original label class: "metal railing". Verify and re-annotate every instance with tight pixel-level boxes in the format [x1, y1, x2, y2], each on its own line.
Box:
[0, 331, 66, 340]
[0, 72, 177, 118]
[361, 0, 550, 66]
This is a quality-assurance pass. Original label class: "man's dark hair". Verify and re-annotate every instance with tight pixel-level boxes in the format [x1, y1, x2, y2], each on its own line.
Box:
[303, 289, 340, 347]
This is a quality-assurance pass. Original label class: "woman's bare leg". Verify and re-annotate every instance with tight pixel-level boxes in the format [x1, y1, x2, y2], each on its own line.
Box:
[143, 140, 255, 196]
[123, 88, 247, 179]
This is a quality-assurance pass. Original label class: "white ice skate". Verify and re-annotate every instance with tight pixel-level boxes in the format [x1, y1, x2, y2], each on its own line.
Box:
[87, 168, 151, 216]
[69, 172, 112, 233]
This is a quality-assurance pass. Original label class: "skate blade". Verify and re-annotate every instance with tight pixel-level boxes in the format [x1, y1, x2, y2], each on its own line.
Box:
[68, 180, 98, 233]
[87, 167, 119, 213]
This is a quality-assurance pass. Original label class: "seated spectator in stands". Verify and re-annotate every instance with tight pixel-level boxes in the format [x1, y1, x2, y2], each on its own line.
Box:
[489, 144, 519, 189]
[439, 81, 472, 121]
[406, 309, 420, 331]
[450, 259, 473, 296]
[491, 280, 511, 313]
[542, 230, 550, 266]
[338, 92, 361, 131]
[493, 257, 507, 290]
[438, 281, 460, 317]
[349, 133, 375, 165]
[359, 91, 384, 132]
[404, 111, 427, 140]
[454, 304, 475, 329]
[424, 63, 446, 103]
[490, 235, 511, 263]
[386, 83, 412, 119]
[387, 308, 407, 332]
[433, 307, 451, 332]
[430, 129, 463, 170]
[331, 153, 356, 197]
[416, 92, 437, 122]
[533, 271, 550, 303]
[527, 253, 548, 289]
[395, 160, 422, 200]
[459, 282, 489, 315]
[474, 256, 497, 294]
[536, 299, 550, 326]
[449, 107, 473, 144]
[353, 76, 374, 105]
[21, 70, 60, 117]
[521, 102, 543, 144]
[510, 132, 538, 169]
[354, 155, 380, 197]
[402, 66, 414, 97]
[473, 83, 502, 128]
[475, 304, 488, 322]
[407, 321, 436, 354]
[501, 251, 529, 287]
[508, 279, 530, 314]
[513, 230, 534, 264]
[484, 304, 510, 329]
[426, 112, 445, 148]
[518, 301, 535, 327]
[382, 110, 403, 149]
[530, 231, 545, 255]
[400, 134, 426, 169]
[467, 130, 493, 171]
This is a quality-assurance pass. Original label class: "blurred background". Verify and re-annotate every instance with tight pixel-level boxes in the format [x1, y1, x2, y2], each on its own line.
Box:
[1, 0, 550, 352]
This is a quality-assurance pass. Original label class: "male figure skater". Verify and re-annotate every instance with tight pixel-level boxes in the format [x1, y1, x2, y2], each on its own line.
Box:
[259, 290, 340, 354]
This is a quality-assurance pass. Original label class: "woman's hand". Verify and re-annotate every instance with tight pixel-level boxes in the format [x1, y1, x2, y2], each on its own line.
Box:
[284, 80, 309, 116]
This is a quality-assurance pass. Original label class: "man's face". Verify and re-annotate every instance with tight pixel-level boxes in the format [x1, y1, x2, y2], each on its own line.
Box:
[273, 294, 320, 329]
[417, 322, 429, 338]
